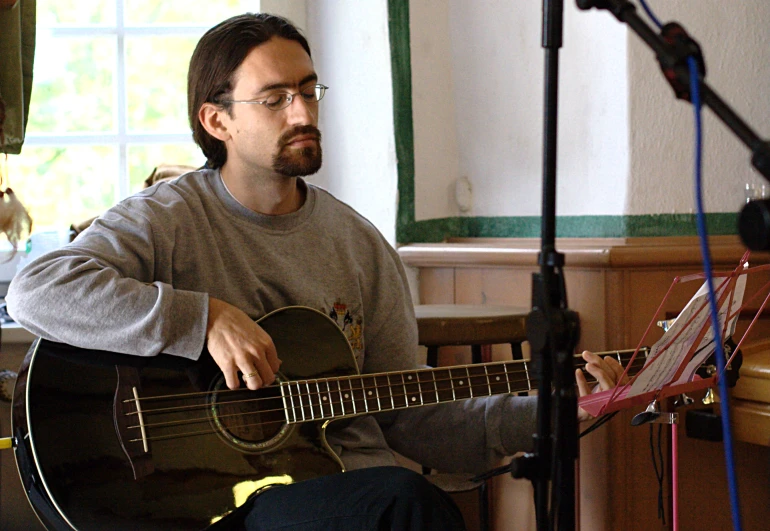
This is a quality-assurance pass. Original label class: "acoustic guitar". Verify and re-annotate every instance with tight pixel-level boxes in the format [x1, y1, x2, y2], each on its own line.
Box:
[11, 306, 642, 530]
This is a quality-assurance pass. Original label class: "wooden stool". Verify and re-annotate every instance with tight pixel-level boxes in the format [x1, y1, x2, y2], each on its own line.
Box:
[413, 304, 529, 531]
[414, 304, 529, 367]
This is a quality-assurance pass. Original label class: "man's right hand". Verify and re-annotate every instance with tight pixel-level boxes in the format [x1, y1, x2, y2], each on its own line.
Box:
[206, 297, 281, 390]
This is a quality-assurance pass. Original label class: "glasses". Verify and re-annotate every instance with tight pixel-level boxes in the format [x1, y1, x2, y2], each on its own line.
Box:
[221, 84, 328, 111]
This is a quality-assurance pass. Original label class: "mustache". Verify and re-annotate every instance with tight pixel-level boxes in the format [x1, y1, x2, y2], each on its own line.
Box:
[278, 125, 322, 148]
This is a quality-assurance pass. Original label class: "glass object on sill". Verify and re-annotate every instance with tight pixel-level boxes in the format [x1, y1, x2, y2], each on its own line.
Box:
[27, 34, 116, 134]
[15, 230, 71, 275]
[745, 182, 770, 204]
[126, 35, 198, 133]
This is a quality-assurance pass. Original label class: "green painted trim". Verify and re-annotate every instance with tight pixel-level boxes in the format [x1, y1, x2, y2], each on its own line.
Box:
[387, 0, 416, 242]
[398, 213, 739, 243]
[386, 1, 739, 243]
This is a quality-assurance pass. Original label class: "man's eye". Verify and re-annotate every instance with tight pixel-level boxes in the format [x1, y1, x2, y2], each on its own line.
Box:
[300, 88, 318, 101]
[265, 94, 288, 107]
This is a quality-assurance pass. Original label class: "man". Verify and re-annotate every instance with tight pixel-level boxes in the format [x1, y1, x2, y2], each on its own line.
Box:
[7, 13, 623, 530]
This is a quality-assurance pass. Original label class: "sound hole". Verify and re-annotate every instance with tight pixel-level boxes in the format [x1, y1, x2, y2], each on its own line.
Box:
[209, 376, 292, 452]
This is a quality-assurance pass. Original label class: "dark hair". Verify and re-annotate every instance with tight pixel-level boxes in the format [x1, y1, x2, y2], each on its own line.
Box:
[187, 13, 311, 169]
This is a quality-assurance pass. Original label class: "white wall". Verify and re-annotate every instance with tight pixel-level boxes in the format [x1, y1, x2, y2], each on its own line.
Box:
[410, 0, 770, 221]
[627, 0, 770, 214]
[257, 0, 399, 244]
[306, 1, 399, 244]
[411, 0, 628, 220]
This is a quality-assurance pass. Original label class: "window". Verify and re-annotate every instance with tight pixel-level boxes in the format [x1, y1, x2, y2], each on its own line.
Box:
[7, 0, 257, 232]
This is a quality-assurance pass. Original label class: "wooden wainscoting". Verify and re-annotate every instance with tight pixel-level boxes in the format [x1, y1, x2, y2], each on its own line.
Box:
[399, 236, 770, 531]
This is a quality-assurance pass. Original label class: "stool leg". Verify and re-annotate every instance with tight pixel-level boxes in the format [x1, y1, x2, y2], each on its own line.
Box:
[427, 346, 439, 368]
[510, 342, 530, 397]
[510, 341, 524, 361]
[471, 345, 482, 364]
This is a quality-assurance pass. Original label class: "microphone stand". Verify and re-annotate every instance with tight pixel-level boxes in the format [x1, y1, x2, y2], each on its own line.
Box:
[575, 0, 770, 180]
[570, 2, 770, 530]
[511, 2, 581, 531]
[574, 0, 770, 254]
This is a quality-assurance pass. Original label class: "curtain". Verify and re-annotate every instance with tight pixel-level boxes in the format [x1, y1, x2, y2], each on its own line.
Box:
[0, 0, 36, 155]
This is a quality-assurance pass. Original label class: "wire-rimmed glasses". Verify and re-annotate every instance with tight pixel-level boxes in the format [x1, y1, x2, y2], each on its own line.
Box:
[220, 84, 328, 111]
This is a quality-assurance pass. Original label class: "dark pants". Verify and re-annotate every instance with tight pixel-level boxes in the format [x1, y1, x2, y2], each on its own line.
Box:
[212, 466, 466, 531]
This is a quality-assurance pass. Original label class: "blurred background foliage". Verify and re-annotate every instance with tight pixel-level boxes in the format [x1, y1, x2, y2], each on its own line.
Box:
[8, 0, 252, 231]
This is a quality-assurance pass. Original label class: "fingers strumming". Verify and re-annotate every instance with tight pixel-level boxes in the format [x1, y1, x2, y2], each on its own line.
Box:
[575, 368, 590, 397]
[225, 370, 240, 390]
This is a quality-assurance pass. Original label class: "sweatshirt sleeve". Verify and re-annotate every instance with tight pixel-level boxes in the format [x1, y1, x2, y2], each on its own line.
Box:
[378, 394, 537, 474]
[362, 241, 538, 474]
[6, 201, 209, 359]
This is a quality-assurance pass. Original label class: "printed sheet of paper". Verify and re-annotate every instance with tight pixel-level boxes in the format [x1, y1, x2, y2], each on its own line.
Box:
[628, 270, 746, 397]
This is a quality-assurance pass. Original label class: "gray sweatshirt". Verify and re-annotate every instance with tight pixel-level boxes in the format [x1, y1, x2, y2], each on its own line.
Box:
[7, 169, 536, 473]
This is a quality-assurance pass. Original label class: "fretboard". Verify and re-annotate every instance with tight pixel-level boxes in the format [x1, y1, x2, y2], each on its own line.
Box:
[279, 349, 646, 424]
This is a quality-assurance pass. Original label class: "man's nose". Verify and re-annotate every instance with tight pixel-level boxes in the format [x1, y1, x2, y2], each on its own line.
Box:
[285, 95, 317, 125]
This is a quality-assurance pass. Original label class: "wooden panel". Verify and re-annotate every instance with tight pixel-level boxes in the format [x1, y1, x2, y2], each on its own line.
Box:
[418, 267, 455, 304]
[399, 237, 770, 530]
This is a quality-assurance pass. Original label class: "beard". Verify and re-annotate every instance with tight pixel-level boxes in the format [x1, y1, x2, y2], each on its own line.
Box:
[272, 125, 323, 177]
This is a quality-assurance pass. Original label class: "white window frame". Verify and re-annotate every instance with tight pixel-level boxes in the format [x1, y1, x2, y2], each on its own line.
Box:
[25, 2, 221, 203]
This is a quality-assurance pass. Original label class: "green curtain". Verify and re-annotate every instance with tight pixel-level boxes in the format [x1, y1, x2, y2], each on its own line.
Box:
[0, 0, 36, 155]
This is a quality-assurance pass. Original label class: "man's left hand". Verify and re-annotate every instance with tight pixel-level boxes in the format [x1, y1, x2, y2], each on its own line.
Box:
[576, 350, 627, 422]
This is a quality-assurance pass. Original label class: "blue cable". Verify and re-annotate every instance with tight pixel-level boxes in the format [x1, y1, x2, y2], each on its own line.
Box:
[638, 0, 663, 29]
[688, 55, 742, 531]
[639, 2, 742, 529]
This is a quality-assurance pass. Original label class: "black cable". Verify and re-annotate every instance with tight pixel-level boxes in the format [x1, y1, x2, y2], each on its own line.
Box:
[578, 411, 617, 438]
[649, 423, 666, 525]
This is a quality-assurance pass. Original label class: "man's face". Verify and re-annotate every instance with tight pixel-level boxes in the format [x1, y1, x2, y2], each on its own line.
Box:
[222, 37, 322, 178]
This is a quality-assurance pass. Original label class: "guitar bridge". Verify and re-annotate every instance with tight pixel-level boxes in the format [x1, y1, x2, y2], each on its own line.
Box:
[114, 366, 154, 480]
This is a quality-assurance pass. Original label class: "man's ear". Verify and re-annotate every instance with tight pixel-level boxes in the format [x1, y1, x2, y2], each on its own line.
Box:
[199, 103, 231, 142]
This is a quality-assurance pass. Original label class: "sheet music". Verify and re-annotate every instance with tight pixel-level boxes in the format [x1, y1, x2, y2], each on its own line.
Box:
[628, 269, 747, 397]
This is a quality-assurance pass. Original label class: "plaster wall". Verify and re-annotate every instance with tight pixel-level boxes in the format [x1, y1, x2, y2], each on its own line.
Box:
[306, 0, 399, 244]
[411, 0, 629, 219]
[410, 0, 770, 221]
[627, 0, 770, 214]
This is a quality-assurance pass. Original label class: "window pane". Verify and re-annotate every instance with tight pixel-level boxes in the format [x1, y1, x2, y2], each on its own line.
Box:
[37, 0, 115, 26]
[126, 0, 253, 26]
[29, 35, 115, 134]
[8, 146, 118, 231]
[126, 36, 198, 133]
[127, 144, 204, 192]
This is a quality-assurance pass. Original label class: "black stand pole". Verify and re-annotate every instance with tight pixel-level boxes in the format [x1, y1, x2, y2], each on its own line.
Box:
[511, 2, 581, 530]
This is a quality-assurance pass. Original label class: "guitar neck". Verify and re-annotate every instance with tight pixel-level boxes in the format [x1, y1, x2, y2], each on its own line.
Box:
[279, 348, 647, 423]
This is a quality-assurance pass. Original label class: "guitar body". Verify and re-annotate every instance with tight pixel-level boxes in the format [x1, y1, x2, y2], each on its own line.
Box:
[12, 307, 357, 530]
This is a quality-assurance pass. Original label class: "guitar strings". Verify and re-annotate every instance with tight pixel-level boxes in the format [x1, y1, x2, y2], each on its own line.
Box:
[124, 353, 647, 424]
[125, 347, 645, 407]
[126, 364, 632, 445]
[129, 364, 637, 437]
[122, 353, 648, 443]
[125, 351, 646, 419]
